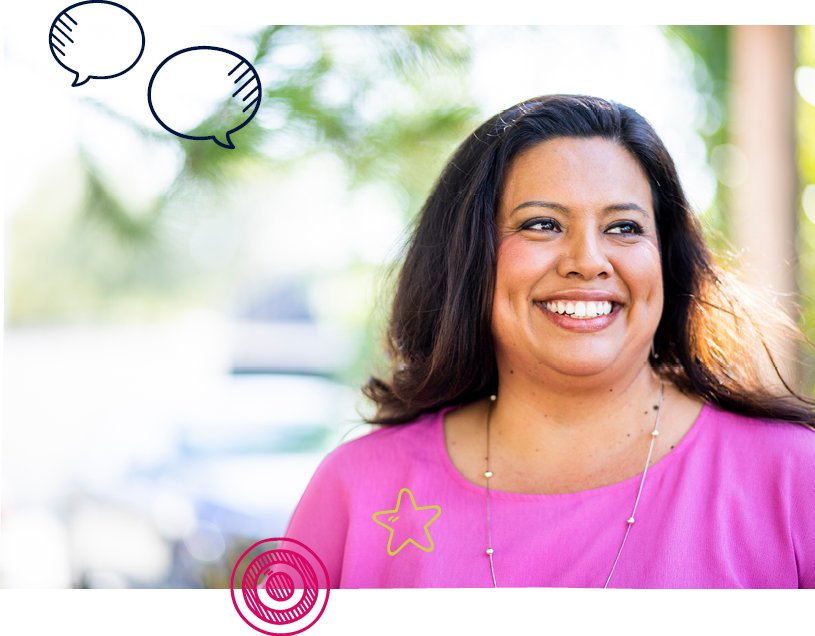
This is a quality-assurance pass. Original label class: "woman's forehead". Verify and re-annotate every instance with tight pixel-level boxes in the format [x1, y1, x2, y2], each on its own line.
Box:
[499, 137, 654, 219]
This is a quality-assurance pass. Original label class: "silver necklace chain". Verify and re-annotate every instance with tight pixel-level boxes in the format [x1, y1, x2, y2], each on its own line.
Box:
[484, 381, 665, 588]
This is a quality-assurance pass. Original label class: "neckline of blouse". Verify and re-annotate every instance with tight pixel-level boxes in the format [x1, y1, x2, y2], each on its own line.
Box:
[434, 399, 712, 502]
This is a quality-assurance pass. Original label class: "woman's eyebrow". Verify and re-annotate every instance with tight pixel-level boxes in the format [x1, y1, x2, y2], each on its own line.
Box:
[510, 201, 650, 218]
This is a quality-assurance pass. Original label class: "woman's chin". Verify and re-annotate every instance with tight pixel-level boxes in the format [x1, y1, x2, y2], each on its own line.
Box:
[531, 354, 620, 378]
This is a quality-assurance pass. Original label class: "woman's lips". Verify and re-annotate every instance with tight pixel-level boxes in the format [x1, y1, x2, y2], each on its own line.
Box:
[535, 301, 622, 332]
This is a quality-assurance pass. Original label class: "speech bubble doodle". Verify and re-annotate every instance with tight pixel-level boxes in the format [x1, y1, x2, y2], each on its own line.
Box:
[48, 1, 145, 87]
[147, 46, 262, 150]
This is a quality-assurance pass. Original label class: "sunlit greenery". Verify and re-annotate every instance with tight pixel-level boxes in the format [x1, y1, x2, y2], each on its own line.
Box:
[795, 25, 815, 392]
[669, 26, 815, 394]
[664, 26, 733, 256]
[10, 25, 815, 395]
[9, 26, 478, 327]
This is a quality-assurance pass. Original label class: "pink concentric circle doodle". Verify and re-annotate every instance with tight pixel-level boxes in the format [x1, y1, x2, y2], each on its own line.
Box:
[231, 538, 330, 635]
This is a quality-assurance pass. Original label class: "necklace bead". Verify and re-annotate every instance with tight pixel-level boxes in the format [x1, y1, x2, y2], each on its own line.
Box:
[484, 471, 493, 478]
[486, 548, 494, 555]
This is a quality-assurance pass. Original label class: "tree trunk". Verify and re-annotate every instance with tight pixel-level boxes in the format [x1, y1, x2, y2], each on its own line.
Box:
[729, 25, 801, 390]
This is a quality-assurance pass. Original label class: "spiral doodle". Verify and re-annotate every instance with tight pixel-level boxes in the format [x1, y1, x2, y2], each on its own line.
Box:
[231, 537, 330, 635]
[243, 549, 317, 625]
[266, 572, 295, 602]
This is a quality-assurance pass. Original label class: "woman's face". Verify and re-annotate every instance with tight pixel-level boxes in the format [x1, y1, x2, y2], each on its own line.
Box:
[492, 137, 663, 380]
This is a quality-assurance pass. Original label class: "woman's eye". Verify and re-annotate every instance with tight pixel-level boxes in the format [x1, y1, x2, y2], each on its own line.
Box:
[519, 219, 643, 234]
[522, 218, 559, 232]
[606, 222, 642, 235]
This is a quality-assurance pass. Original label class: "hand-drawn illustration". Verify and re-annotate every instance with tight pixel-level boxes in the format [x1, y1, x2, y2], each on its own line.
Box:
[231, 537, 330, 635]
[148, 46, 262, 150]
[48, 1, 145, 87]
[372, 488, 441, 555]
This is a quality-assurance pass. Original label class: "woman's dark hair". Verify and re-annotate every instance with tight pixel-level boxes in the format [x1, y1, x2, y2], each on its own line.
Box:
[364, 94, 815, 428]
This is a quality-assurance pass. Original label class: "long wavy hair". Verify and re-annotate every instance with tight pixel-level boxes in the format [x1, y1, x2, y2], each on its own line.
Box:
[364, 94, 815, 429]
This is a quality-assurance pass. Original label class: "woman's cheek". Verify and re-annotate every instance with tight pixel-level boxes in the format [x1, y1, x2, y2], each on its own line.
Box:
[496, 236, 553, 285]
[612, 246, 663, 310]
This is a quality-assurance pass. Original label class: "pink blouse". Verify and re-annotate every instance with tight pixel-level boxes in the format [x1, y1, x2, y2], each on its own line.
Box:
[285, 402, 815, 588]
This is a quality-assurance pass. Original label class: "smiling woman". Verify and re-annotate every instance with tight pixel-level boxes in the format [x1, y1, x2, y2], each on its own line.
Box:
[284, 95, 815, 589]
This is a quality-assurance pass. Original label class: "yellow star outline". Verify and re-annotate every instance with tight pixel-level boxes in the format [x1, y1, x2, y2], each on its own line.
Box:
[372, 488, 441, 555]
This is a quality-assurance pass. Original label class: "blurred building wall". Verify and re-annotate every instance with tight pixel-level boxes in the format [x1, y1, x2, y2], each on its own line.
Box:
[729, 25, 801, 389]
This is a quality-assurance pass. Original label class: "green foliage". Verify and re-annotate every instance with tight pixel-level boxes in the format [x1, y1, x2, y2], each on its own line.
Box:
[113, 25, 474, 226]
[663, 26, 733, 255]
[80, 148, 162, 245]
[667, 26, 815, 393]
[663, 27, 730, 159]
[9, 26, 477, 325]
[794, 25, 815, 391]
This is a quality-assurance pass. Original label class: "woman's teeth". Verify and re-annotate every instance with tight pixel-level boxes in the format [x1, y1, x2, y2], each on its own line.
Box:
[543, 300, 613, 319]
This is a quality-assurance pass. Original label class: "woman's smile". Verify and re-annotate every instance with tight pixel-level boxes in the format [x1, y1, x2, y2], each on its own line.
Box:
[536, 298, 623, 332]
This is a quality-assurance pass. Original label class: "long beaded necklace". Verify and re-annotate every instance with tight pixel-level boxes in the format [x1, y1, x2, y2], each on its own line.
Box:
[484, 381, 665, 588]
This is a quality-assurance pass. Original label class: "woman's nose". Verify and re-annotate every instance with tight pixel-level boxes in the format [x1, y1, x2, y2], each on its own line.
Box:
[555, 229, 612, 280]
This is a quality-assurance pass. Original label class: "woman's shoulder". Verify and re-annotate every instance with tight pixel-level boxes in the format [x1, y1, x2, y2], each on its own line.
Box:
[316, 408, 447, 476]
[702, 401, 815, 468]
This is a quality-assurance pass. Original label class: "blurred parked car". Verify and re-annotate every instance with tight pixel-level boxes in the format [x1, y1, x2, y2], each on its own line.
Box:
[69, 369, 369, 587]
[63, 312, 371, 588]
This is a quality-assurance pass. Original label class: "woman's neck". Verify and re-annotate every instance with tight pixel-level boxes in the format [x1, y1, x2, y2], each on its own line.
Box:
[489, 361, 664, 466]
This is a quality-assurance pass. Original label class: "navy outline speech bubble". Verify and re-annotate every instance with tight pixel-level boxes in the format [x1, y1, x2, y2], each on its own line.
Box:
[48, 0, 145, 87]
[147, 46, 263, 150]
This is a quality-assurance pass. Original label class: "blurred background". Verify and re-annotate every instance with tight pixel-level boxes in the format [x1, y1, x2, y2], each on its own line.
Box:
[3, 24, 815, 588]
